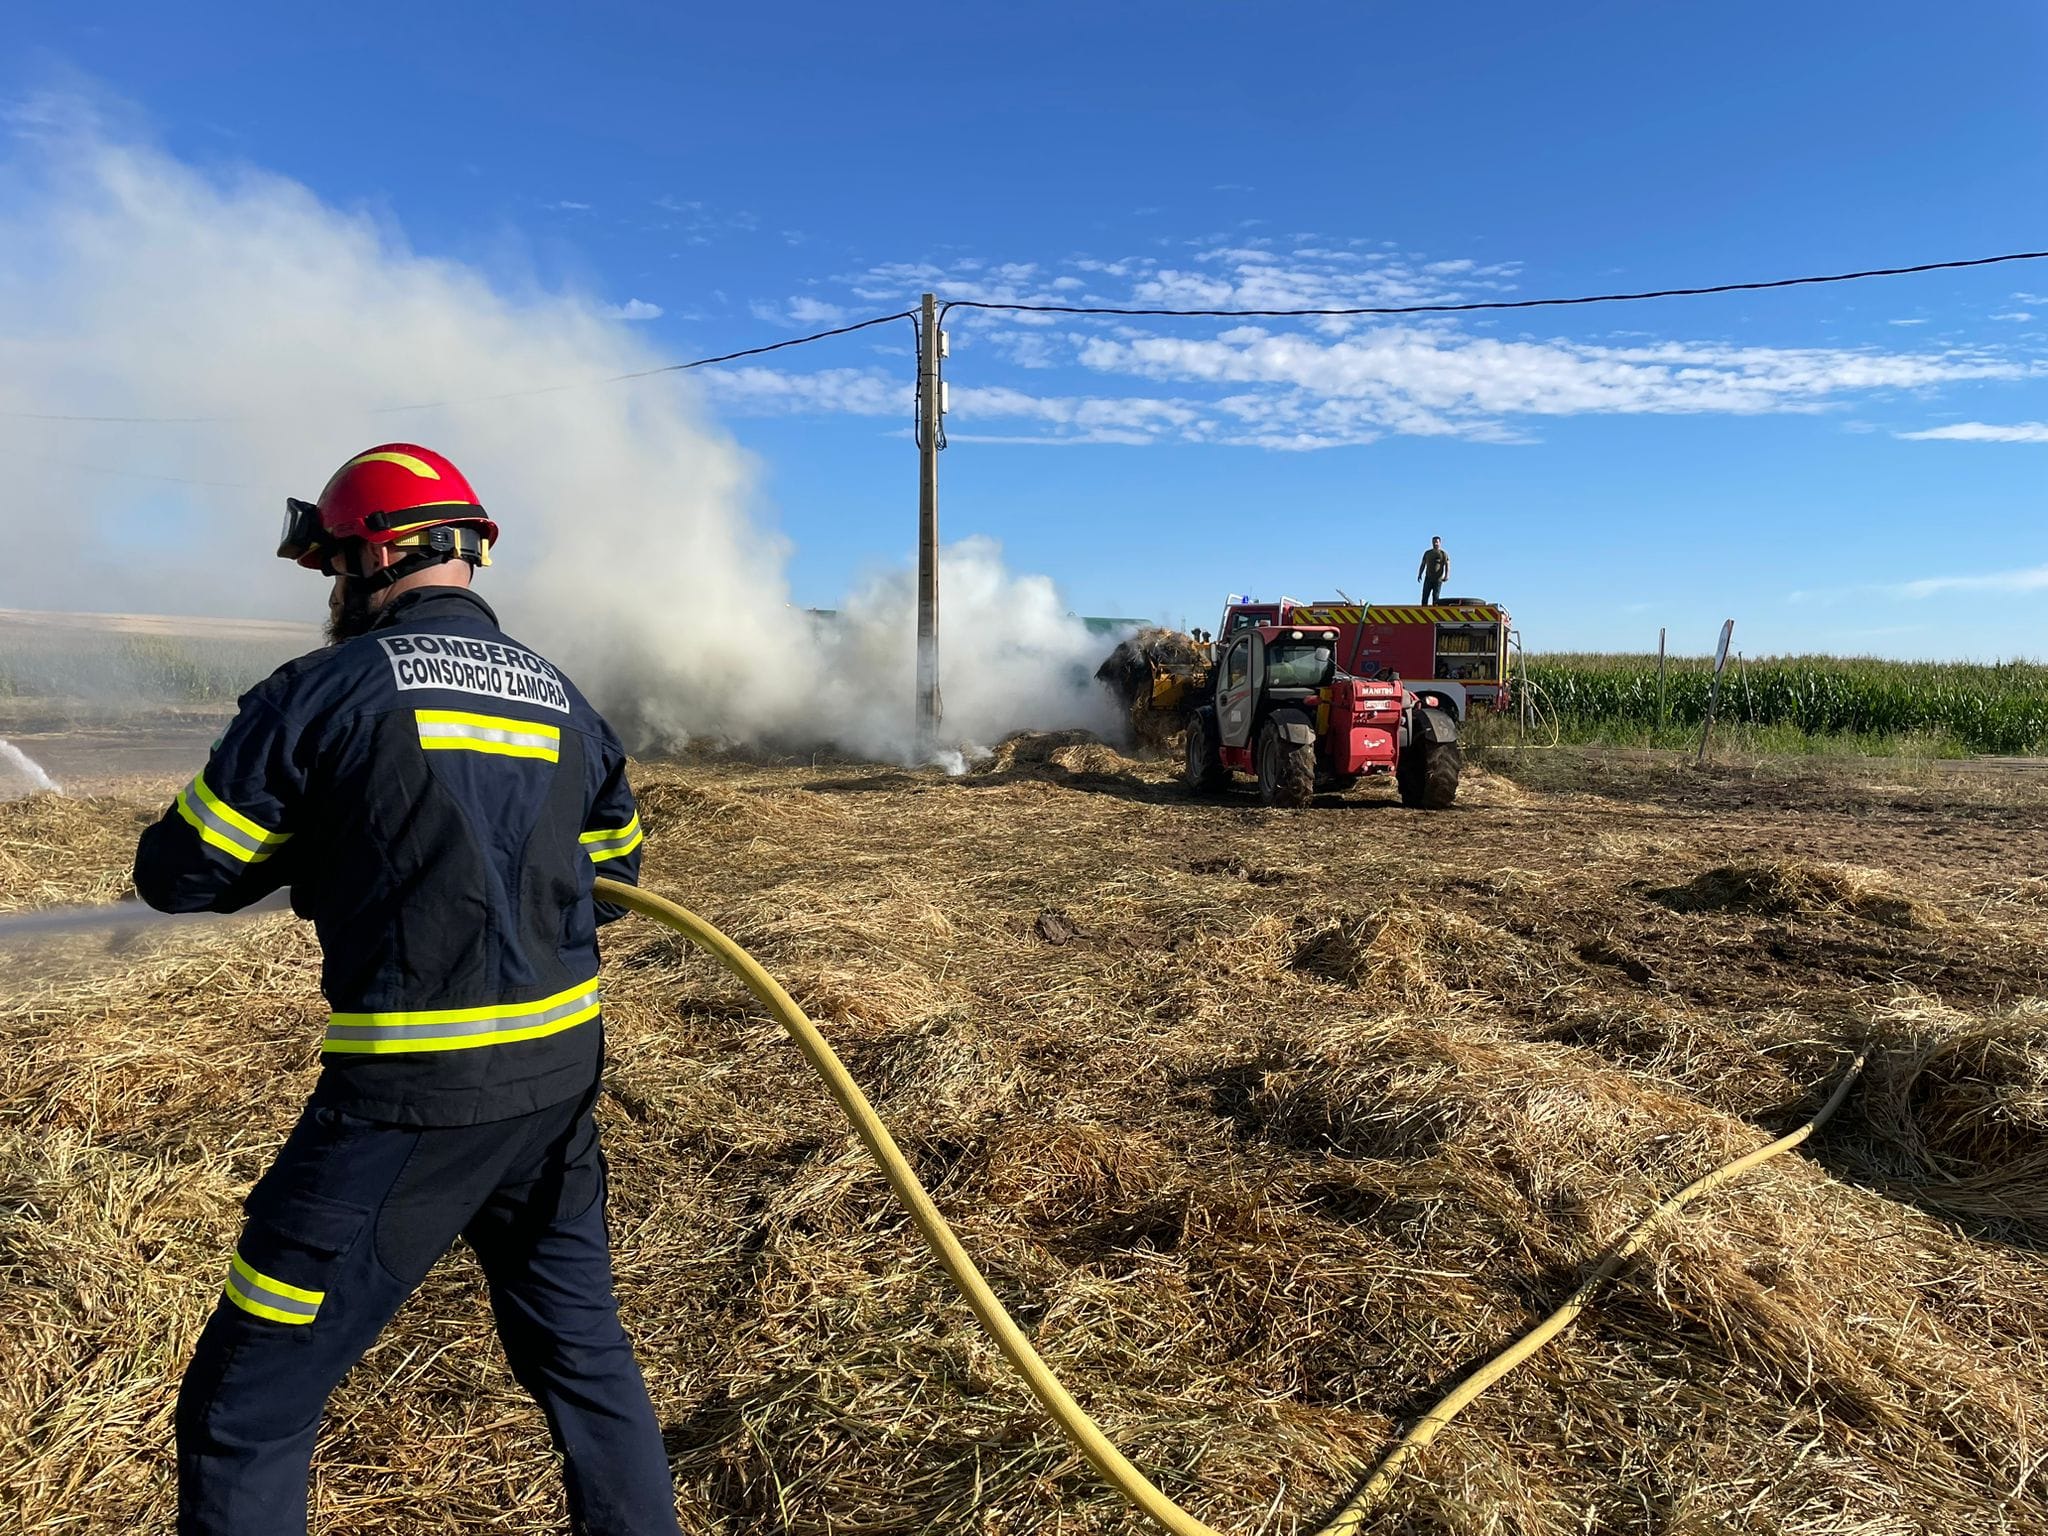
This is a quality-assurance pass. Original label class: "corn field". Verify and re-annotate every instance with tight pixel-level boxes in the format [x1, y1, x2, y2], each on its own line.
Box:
[1522, 653, 2048, 756]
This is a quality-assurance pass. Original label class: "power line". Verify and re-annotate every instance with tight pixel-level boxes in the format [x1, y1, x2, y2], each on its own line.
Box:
[8, 245, 2045, 429]
[609, 310, 919, 377]
[0, 309, 921, 425]
[939, 248, 2048, 321]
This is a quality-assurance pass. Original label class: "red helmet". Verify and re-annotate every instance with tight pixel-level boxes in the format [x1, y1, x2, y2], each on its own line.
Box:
[278, 444, 498, 569]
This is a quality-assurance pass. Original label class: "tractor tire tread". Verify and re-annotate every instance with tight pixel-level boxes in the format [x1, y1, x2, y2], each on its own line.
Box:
[1184, 711, 1227, 794]
[1400, 740, 1461, 809]
[1258, 721, 1316, 809]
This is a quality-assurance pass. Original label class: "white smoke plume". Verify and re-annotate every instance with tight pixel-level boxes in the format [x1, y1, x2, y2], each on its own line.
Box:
[0, 100, 1119, 762]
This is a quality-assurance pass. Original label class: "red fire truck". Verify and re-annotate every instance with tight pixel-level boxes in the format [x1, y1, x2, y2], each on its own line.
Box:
[1213, 596, 1512, 719]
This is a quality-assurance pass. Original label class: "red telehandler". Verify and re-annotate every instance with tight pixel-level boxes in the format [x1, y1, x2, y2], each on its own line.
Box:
[1180, 621, 1460, 808]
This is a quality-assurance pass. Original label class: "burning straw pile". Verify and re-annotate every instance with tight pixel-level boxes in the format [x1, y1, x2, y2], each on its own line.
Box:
[2, 749, 2045, 1534]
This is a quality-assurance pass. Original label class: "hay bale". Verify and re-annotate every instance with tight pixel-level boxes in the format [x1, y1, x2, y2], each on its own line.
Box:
[1846, 1000, 2048, 1246]
[981, 730, 1141, 780]
[1655, 859, 1942, 929]
[1091, 628, 1206, 703]
[1092, 628, 1209, 751]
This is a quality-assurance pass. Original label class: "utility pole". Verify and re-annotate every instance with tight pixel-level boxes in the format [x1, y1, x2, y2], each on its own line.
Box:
[1656, 627, 1668, 738]
[916, 292, 943, 749]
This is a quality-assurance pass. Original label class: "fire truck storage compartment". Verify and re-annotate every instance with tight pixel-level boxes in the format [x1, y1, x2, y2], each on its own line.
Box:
[1434, 621, 1500, 682]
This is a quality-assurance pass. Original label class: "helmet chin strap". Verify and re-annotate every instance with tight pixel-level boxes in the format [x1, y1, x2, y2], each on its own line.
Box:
[355, 547, 453, 595]
[331, 528, 487, 638]
[330, 548, 448, 641]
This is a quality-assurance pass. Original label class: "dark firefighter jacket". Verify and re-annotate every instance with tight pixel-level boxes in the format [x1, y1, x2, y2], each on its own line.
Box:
[134, 587, 643, 1128]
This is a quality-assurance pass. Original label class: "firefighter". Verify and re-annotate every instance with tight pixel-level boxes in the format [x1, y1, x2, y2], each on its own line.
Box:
[133, 445, 681, 1536]
[1417, 536, 1450, 605]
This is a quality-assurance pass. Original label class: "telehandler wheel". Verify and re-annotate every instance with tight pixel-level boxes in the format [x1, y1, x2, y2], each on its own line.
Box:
[1183, 709, 1227, 793]
[1256, 719, 1316, 808]
[1397, 735, 1461, 809]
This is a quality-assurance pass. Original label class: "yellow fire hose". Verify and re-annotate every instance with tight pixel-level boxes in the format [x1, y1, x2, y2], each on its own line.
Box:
[596, 877, 1867, 1535]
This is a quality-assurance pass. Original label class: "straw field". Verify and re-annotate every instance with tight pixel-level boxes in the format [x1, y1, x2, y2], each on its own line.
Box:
[3, 736, 2046, 1535]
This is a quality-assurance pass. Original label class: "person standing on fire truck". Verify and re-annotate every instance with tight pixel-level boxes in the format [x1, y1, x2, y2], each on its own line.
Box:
[132, 445, 680, 1536]
[1417, 536, 1451, 605]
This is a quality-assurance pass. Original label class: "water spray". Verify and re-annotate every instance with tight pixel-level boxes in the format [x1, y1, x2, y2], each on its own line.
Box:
[0, 740, 61, 796]
[0, 889, 288, 944]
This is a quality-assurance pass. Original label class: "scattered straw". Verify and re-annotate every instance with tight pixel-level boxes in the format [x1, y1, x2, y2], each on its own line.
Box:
[1654, 860, 1944, 929]
[1, 741, 2043, 1534]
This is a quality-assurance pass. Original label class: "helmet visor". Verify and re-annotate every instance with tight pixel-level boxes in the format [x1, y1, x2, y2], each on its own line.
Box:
[277, 498, 326, 564]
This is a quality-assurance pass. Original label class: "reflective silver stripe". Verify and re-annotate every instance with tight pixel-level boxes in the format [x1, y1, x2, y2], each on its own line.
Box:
[323, 982, 602, 1052]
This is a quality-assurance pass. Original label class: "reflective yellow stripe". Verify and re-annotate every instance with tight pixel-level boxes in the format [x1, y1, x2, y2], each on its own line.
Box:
[223, 1284, 314, 1325]
[231, 1252, 323, 1305]
[343, 449, 441, 478]
[578, 815, 641, 842]
[420, 737, 559, 761]
[586, 828, 644, 863]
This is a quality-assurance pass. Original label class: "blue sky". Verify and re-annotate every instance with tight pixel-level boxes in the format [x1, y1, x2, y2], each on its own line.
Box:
[9, 1, 2048, 657]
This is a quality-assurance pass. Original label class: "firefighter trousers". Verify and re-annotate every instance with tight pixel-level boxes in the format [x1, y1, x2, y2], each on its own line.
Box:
[176, 1084, 682, 1536]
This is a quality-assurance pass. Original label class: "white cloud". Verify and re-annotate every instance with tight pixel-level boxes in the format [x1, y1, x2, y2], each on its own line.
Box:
[989, 330, 1057, 369]
[1896, 421, 2048, 443]
[1075, 328, 2026, 432]
[749, 299, 851, 329]
[698, 365, 906, 417]
[785, 296, 849, 326]
[747, 296, 849, 328]
[1991, 310, 2034, 323]
[600, 298, 662, 321]
[953, 385, 1202, 438]
[1893, 564, 2048, 598]
[543, 199, 592, 212]
[1887, 317, 1927, 326]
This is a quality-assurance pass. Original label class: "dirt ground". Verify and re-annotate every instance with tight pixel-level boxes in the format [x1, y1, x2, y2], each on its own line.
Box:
[2, 729, 2044, 1535]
